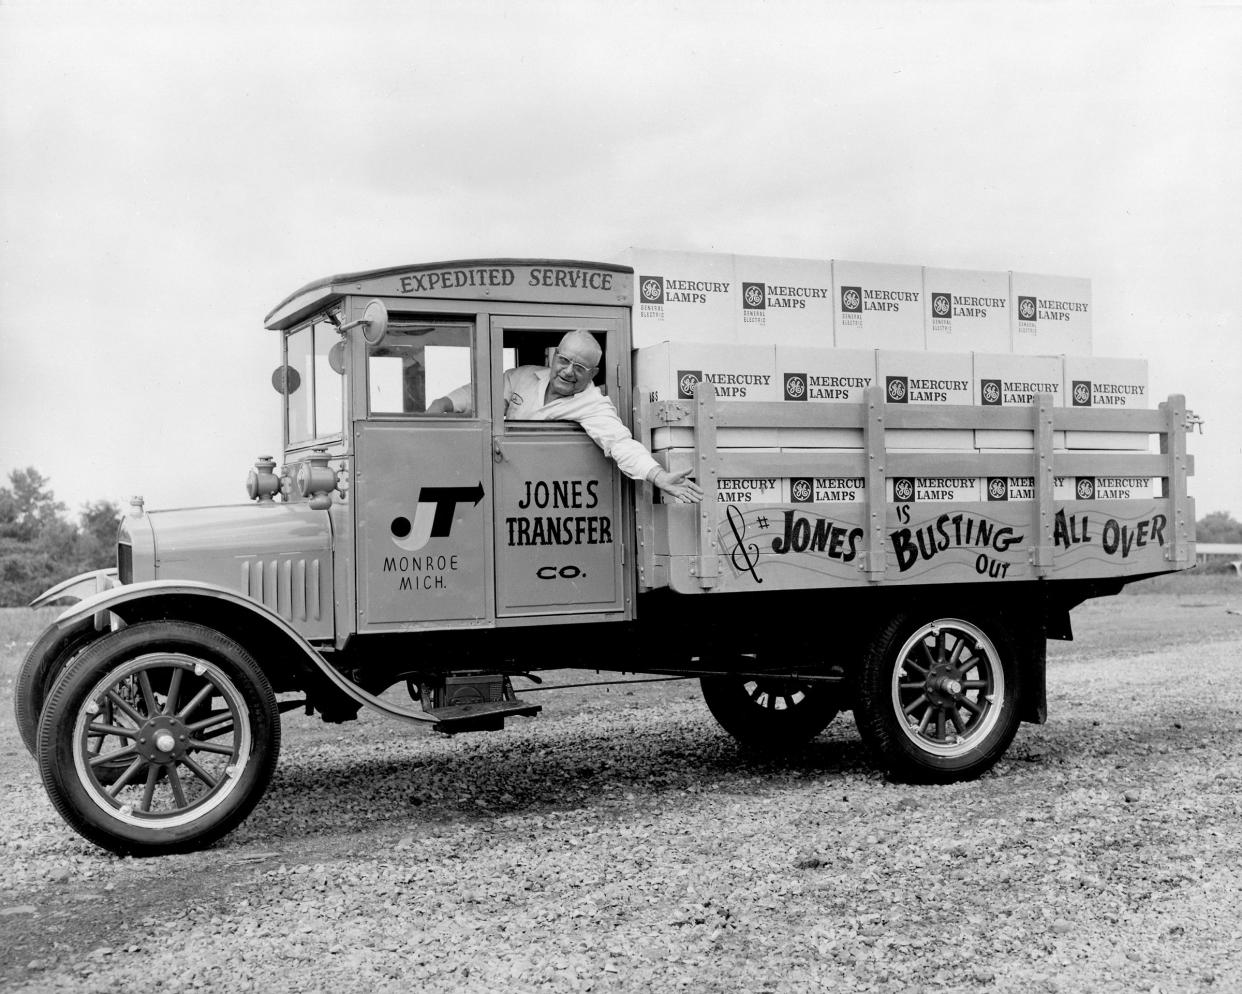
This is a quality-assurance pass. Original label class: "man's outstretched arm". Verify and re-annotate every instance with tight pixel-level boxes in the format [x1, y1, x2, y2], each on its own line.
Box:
[645, 465, 705, 503]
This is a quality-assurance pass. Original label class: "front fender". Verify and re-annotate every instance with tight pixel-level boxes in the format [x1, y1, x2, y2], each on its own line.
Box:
[55, 581, 438, 726]
[30, 568, 119, 608]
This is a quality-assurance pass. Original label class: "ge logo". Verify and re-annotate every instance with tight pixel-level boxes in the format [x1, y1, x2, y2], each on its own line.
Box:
[982, 381, 1002, 405]
[1019, 297, 1037, 320]
[841, 288, 861, 311]
[791, 479, 813, 502]
[894, 479, 915, 502]
[1076, 478, 1095, 500]
[744, 284, 765, 308]
[641, 278, 663, 302]
[678, 371, 703, 398]
[887, 378, 907, 402]
[1073, 382, 1092, 405]
[537, 565, 583, 580]
[933, 293, 951, 317]
[989, 478, 1008, 500]
[785, 375, 806, 400]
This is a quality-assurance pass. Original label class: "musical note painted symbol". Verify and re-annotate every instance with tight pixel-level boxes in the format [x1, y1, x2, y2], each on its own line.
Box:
[726, 505, 763, 585]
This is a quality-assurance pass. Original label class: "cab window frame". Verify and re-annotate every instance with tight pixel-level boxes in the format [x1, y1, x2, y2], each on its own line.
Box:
[366, 315, 477, 419]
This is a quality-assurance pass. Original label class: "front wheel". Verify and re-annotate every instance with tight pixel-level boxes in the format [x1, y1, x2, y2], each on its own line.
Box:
[855, 614, 1021, 783]
[15, 620, 98, 757]
[36, 621, 280, 856]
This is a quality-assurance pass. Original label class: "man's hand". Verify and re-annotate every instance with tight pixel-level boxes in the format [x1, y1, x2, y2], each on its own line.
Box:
[652, 467, 705, 504]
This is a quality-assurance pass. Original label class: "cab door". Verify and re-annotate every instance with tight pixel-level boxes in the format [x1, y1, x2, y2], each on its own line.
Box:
[490, 314, 629, 618]
[354, 314, 490, 627]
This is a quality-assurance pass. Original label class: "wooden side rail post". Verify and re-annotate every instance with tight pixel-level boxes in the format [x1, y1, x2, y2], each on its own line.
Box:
[692, 382, 719, 589]
[632, 391, 655, 590]
[1032, 392, 1056, 577]
[862, 385, 887, 582]
[1160, 394, 1190, 567]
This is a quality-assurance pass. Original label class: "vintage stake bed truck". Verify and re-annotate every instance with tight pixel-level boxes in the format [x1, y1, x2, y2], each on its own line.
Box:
[18, 258, 1197, 855]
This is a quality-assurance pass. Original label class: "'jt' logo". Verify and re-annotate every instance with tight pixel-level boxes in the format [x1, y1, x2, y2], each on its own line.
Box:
[390, 484, 484, 550]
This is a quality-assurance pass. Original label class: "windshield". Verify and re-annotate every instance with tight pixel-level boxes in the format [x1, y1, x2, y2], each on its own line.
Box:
[285, 318, 343, 444]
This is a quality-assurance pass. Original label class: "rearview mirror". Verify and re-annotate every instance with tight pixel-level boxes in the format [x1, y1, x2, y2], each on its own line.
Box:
[340, 299, 388, 346]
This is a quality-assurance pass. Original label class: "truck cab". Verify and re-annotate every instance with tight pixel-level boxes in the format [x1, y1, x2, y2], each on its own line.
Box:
[262, 259, 639, 635]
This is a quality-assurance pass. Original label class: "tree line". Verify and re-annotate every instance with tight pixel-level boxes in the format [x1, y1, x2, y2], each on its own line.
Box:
[2, 466, 1240, 608]
[1, 468, 121, 607]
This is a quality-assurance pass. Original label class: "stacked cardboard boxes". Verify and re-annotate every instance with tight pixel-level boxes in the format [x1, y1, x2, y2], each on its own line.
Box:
[624, 250, 1146, 506]
[617, 248, 1094, 353]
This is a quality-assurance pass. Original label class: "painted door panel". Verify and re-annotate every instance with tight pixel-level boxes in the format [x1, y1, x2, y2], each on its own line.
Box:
[493, 430, 622, 613]
[354, 421, 489, 624]
[489, 314, 627, 617]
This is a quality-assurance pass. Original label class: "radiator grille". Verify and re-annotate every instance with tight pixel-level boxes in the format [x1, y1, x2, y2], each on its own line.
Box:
[117, 543, 133, 584]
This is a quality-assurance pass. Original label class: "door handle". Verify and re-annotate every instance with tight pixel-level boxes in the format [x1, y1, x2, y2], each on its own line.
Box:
[492, 438, 505, 463]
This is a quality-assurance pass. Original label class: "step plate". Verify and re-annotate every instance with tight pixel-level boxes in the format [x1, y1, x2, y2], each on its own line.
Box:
[429, 700, 542, 734]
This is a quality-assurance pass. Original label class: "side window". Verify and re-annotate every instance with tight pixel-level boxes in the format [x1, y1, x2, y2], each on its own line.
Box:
[500, 329, 608, 426]
[285, 319, 343, 444]
[369, 321, 474, 416]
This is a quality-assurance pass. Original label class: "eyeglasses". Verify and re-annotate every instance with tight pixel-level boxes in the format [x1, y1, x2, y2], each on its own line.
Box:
[553, 352, 594, 379]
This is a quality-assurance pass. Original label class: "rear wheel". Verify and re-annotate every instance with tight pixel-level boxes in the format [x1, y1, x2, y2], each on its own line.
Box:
[36, 620, 280, 856]
[855, 614, 1021, 783]
[700, 674, 840, 752]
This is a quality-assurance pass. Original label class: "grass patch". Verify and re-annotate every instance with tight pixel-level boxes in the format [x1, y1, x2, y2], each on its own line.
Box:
[0, 607, 60, 679]
[1118, 570, 1240, 596]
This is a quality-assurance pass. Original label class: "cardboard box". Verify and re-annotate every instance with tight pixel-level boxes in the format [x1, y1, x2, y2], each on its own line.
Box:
[662, 448, 784, 504]
[832, 261, 925, 349]
[875, 350, 974, 449]
[972, 353, 1066, 449]
[619, 248, 739, 348]
[1063, 356, 1150, 450]
[1071, 475, 1154, 500]
[1010, 272, 1092, 355]
[716, 460, 785, 505]
[636, 342, 780, 449]
[786, 474, 866, 504]
[886, 475, 980, 503]
[979, 472, 1076, 502]
[733, 254, 834, 346]
[774, 346, 874, 449]
[923, 268, 1012, 353]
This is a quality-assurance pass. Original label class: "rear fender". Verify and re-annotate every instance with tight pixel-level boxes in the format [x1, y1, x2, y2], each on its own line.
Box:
[54, 581, 437, 726]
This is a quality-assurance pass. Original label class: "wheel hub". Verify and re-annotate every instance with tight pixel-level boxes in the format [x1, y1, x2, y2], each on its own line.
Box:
[135, 715, 190, 763]
[925, 667, 964, 707]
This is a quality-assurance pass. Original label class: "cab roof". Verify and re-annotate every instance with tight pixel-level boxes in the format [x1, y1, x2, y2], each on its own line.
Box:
[264, 258, 634, 330]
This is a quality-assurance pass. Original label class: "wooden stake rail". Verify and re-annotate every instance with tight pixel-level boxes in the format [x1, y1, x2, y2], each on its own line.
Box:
[643, 386, 1194, 590]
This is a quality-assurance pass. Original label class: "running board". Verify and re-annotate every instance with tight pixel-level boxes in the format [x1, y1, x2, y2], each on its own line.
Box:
[428, 700, 542, 734]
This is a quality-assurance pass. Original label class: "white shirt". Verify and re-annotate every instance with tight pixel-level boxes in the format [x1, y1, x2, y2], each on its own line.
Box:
[446, 366, 660, 483]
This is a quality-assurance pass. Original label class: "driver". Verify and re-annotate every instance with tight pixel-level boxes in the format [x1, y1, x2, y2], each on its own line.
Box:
[428, 330, 703, 504]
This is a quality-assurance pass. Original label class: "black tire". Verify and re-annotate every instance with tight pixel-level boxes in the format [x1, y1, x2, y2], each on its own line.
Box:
[15, 620, 98, 757]
[700, 674, 841, 752]
[36, 620, 280, 856]
[855, 613, 1022, 783]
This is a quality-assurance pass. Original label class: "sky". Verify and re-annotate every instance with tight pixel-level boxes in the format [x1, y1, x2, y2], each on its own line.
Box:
[1, 0, 1240, 521]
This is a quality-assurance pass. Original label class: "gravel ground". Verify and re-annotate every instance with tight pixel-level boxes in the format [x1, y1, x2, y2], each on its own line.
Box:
[2, 575, 1240, 993]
